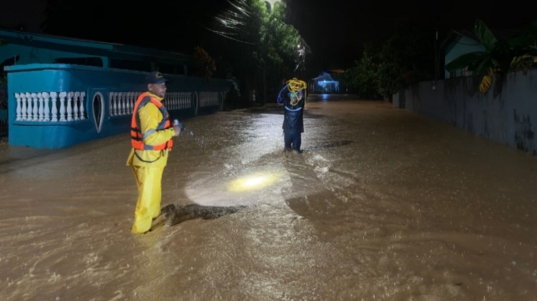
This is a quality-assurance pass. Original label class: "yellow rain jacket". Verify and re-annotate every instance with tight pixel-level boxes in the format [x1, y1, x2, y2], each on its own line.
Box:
[126, 92, 175, 168]
[127, 92, 175, 233]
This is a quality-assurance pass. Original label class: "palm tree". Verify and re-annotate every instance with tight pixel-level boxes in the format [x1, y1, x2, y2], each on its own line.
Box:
[445, 19, 537, 93]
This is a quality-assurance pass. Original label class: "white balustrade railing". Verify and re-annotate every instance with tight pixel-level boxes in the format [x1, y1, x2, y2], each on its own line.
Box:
[109, 92, 141, 117]
[109, 92, 192, 116]
[198, 92, 220, 108]
[165, 92, 192, 110]
[14, 91, 86, 122]
[12, 90, 223, 123]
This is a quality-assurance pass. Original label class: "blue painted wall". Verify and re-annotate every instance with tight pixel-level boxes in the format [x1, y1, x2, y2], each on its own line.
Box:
[6, 64, 231, 149]
[393, 69, 537, 155]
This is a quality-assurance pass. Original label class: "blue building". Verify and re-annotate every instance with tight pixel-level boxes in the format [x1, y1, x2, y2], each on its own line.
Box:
[0, 28, 231, 148]
[310, 72, 340, 94]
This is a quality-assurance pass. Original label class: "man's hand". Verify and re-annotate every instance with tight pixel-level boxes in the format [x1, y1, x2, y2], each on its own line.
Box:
[174, 119, 185, 130]
[173, 119, 185, 136]
[173, 125, 181, 136]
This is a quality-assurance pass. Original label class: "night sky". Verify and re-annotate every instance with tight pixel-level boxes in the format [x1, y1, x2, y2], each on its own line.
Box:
[1, 0, 536, 73]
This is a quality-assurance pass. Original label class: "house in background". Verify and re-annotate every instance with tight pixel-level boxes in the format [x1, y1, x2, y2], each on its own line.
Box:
[440, 29, 520, 79]
[0, 27, 190, 75]
[310, 72, 340, 94]
[0, 28, 231, 148]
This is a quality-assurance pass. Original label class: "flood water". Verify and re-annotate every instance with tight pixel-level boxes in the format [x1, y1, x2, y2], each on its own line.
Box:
[1, 95, 537, 301]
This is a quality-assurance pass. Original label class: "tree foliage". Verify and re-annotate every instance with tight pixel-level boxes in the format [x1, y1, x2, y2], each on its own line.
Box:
[377, 21, 434, 97]
[345, 20, 434, 98]
[261, 3, 301, 87]
[210, 0, 301, 103]
[191, 47, 216, 82]
[445, 19, 537, 93]
[345, 43, 380, 99]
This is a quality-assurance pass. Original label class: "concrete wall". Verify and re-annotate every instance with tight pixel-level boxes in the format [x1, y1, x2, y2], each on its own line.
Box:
[394, 69, 537, 154]
[6, 64, 231, 149]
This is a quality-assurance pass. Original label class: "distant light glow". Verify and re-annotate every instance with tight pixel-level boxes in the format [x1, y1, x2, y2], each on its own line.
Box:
[228, 172, 281, 192]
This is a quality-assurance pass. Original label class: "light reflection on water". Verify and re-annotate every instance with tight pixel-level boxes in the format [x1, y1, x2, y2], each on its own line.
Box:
[2, 98, 537, 300]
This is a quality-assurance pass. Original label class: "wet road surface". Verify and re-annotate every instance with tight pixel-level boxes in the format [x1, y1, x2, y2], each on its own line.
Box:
[1, 95, 537, 301]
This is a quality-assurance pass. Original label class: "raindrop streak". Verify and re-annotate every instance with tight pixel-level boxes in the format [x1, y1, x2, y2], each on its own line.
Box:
[183, 128, 205, 148]
[174, 119, 203, 147]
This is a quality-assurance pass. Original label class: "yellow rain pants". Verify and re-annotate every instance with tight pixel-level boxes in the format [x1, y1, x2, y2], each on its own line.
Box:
[131, 165, 164, 233]
[126, 92, 176, 234]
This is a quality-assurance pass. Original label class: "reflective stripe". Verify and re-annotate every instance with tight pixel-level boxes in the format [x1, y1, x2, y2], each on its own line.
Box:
[285, 106, 303, 112]
[142, 129, 157, 140]
[130, 92, 173, 151]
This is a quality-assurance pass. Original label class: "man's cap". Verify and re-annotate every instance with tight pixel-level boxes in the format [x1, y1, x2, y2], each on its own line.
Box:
[145, 71, 168, 85]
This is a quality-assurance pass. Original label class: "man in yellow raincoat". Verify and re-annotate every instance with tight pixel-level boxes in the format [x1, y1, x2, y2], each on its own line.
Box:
[127, 71, 182, 234]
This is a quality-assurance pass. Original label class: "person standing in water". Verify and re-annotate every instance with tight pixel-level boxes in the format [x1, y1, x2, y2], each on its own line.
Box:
[127, 71, 184, 234]
[277, 78, 307, 153]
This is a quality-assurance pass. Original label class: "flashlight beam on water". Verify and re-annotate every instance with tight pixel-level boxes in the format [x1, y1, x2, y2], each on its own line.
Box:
[243, 176, 264, 187]
[227, 173, 281, 192]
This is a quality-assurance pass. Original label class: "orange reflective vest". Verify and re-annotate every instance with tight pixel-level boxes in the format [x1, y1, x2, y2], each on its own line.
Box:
[130, 92, 173, 151]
